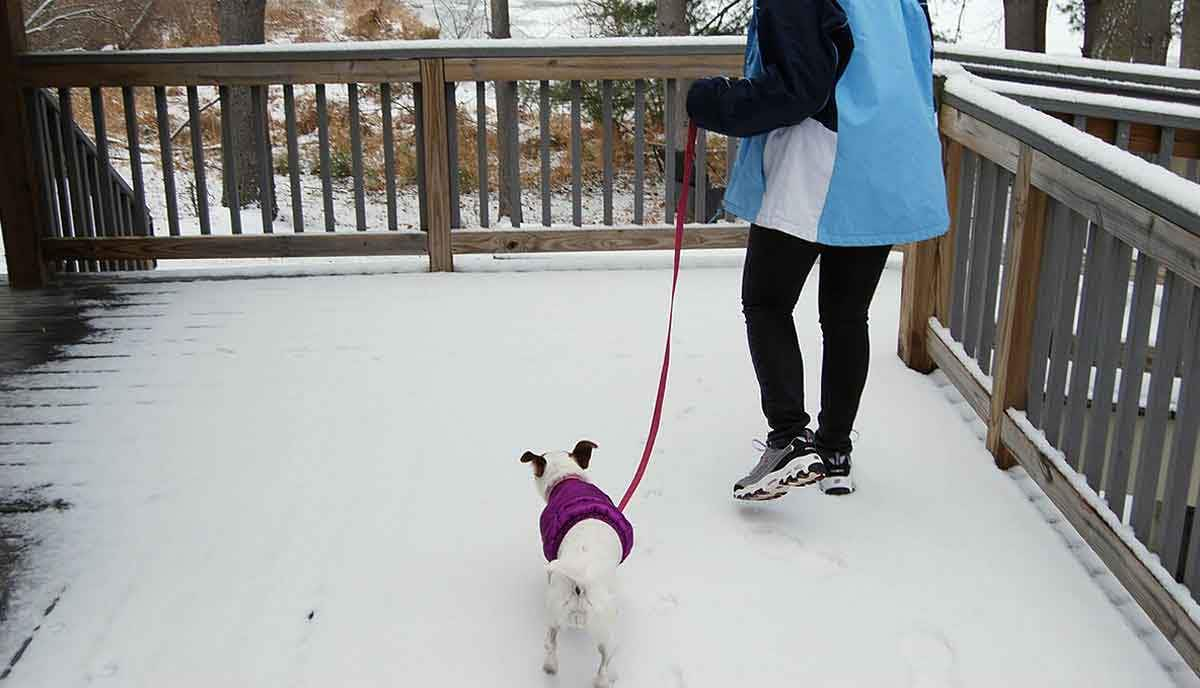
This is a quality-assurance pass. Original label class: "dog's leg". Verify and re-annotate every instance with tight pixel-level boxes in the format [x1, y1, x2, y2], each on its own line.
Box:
[542, 626, 559, 675]
[594, 642, 613, 688]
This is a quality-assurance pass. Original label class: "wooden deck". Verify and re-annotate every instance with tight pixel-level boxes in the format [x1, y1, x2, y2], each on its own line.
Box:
[0, 262, 1184, 685]
[0, 281, 153, 646]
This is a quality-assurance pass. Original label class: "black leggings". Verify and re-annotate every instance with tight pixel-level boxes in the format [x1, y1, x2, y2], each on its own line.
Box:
[742, 225, 892, 452]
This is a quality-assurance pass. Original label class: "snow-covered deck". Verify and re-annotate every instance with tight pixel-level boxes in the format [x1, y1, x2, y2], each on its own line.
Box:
[0, 253, 1183, 685]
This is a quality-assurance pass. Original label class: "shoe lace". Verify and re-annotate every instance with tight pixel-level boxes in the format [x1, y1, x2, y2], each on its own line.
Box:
[752, 438, 768, 453]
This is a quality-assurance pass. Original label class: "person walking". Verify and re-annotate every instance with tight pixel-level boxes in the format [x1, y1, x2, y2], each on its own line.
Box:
[686, 0, 949, 500]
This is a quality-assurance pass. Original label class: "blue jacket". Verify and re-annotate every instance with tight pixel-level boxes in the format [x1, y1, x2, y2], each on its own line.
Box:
[687, 0, 948, 247]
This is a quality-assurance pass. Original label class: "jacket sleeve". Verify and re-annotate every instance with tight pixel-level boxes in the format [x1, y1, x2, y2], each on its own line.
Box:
[686, 0, 842, 139]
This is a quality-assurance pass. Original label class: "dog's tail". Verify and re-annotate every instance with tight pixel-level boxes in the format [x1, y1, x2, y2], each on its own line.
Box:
[546, 559, 606, 629]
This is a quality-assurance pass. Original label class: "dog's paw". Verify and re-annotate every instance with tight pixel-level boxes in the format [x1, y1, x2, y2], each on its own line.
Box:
[542, 660, 558, 676]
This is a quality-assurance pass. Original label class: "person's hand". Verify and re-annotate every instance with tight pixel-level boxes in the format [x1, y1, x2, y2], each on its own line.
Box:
[685, 77, 731, 121]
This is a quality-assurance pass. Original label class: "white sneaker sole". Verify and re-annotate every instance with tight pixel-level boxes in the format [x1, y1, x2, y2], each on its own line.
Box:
[818, 474, 854, 495]
[734, 454, 825, 501]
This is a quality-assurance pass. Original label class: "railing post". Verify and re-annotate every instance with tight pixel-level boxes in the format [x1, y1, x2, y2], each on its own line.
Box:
[937, 139, 965, 322]
[899, 90, 959, 373]
[0, 0, 49, 288]
[898, 238, 940, 373]
[420, 58, 454, 272]
[988, 143, 1049, 469]
[899, 98, 963, 374]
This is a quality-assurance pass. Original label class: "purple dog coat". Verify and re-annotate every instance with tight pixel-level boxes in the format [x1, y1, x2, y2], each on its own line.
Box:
[540, 478, 634, 563]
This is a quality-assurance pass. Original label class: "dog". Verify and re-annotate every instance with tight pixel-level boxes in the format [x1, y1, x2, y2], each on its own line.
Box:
[521, 440, 634, 688]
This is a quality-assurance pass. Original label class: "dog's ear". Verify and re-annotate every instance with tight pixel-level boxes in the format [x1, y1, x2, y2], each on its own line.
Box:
[520, 451, 547, 477]
[571, 440, 598, 469]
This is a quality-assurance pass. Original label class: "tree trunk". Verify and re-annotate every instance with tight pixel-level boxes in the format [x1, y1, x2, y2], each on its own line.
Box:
[657, 0, 688, 149]
[490, 0, 521, 224]
[1003, 0, 1049, 51]
[1179, 0, 1199, 67]
[658, 0, 692, 219]
[1131, 0, 1173, 63]
[1083, 0, 1138, 60]
[217, 0, 274, 213]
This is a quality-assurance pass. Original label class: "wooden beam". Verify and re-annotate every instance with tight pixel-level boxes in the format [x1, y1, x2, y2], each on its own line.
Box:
[925, 318, 991, 423]
[999, 412, 1200, 673]
[1030, 149, 1200, 290]
[17, 60, 422, 87]
[939, 105, 1021, 176]
[442, 55, 742, 83]
[451, 225, 748, 254]
[40, 234, 428, 261]
[41, 226, 750, 261]
[988, 144, 1050, 469]
[937, 139, 966, 322]
[0, 0, 48, 287]
[419, 59, 453, 272]
[899, 237, 940, 373]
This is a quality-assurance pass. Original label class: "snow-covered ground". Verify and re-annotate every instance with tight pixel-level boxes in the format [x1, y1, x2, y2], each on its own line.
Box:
[0, 252, 1191, 685]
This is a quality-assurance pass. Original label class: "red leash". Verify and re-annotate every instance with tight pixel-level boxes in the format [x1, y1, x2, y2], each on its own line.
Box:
[618, 122, 699, 513]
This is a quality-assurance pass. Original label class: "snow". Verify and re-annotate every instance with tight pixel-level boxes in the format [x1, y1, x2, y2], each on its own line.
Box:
[934, 41, 1197, 81]
[976, 77, 1200, 123]
[930, 318, 995, 395]
[0, 254, 1186, 685]
[962, 64, 1200, 104]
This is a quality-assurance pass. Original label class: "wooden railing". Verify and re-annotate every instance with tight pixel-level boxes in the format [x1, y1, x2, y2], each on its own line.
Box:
[978, 77, 1200, 184]
[901, 63, 1200, 674]
[3, 39, 749, 279]
[32, 89, 155, 273]
[6, 36, 1200, 284]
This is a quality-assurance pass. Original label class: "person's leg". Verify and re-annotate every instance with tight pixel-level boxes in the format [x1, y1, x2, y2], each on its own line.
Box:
[742, 225, 820, 446]
[814, 244, 893, 453]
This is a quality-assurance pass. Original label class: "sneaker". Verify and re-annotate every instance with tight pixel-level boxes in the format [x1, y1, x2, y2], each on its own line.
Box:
[733, 430, 826, 501]
[818, 449, 854, 495]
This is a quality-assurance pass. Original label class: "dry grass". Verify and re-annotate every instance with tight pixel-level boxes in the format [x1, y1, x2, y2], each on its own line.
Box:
[344, 0, 440, 40]
[267, 0, 336, 43]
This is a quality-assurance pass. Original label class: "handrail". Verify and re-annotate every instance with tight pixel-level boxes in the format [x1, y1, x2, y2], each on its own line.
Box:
[937, 43, 1200, 101]
[973, 75, 1200, 132]
[14, 38, 747, 86]
[18, 38, 1200, 96]
[17, 36, 747, 65]
[939, 64, 1200, 238]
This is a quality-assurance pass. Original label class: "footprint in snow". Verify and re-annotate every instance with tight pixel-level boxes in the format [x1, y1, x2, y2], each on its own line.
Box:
[86, 662, 119, 680]
[671, 663, 688, 687]
[655, 592, 680, 613]
[900, 630, 961, 688]
[744, 525, 847, 574]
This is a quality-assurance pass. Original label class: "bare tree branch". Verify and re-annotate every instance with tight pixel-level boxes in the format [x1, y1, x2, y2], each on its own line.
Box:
[170, 97, 220, 141]
[697, 0, 744, 35]
[25, 0, 59, 27]
[121, 0, 159, 47]
[26, 8, 105, 35]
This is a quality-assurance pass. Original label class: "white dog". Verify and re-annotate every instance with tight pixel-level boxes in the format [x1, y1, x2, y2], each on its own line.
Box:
[521, 440, 634, 688]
